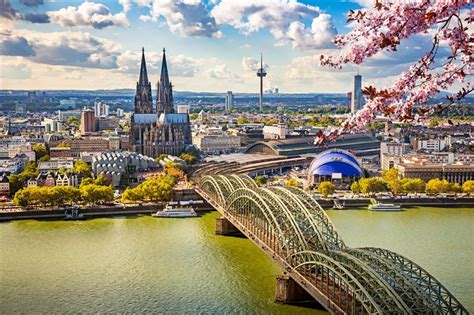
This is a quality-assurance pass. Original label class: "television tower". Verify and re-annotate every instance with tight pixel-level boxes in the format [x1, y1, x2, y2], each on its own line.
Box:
[256, 53, 266, 112]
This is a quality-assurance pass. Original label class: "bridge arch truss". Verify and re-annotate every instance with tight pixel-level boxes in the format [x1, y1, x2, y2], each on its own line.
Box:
[197, 175, 468, 314]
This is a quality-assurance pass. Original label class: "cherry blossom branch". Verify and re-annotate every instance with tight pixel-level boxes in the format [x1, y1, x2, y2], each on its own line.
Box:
[315, 0, 472, 145]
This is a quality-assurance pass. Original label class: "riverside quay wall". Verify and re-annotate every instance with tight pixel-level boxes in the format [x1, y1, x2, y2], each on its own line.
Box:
[0, 189, 212, 221]
[317, 196, 474, 209]
[1, 190, 473, 221]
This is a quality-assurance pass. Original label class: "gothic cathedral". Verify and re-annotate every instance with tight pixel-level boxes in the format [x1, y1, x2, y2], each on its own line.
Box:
[129, 48, 192, 157]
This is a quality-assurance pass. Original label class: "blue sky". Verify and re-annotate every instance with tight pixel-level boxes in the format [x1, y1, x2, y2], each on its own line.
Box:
[0, 0, 436, 93]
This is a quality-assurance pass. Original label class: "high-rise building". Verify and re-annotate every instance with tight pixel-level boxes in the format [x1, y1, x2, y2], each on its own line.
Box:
[116, 108, 124, 117]
[225, 91, 234, 111]
[129, 48, 192, 157]
[256, 53, 267, 112]
[351, 73, 363, 114]
[94, 100, 109, 117]
[80, 107, 97, 135]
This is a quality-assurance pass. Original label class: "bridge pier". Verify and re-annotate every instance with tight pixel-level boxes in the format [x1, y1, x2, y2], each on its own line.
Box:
[275, 275, 314, 304]
[215, 217, 242, 236]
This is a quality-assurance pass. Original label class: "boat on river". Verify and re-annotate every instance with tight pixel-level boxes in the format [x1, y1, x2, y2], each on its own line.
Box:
[368, 199, 401, 211]
[64, 207, 86, 220]
[152, 203, 198, 218]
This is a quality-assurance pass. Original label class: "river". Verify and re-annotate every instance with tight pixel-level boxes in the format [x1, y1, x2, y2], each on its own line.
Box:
[0, 207, 472, 313]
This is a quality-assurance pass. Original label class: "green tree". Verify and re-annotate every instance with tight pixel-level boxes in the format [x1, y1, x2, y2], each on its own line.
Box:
[165, 161, 182, 170]
[33, 144, 48, 161]
[382, 168, 399, 182]
[285, 178, 300, 188]
[401, 178, 426, 194]
[80, 184, 114, 205]
[386, 179, 403, 195]
[121, 175, 177, 204]
[73, 160, 92, 178]
[56, 142, 71, 148]
[425, 179, 451, 194]
[359, 178, 387, 195]
[318, 181, 336, 198]
[38, 155, 50, 162]
[350, 181, 361, 194]
[179, 153, 196, 165]
[94, 174, 109, 186]
[450, 183, 462, 194]
[13, 188, 30, 207]
[8, 174, 24, 196]
[121, 187, 142, 204]
[255, 176, 267, 187]
[8, 162, 39, 195]
[80, 177, 94, 187]
[22, 162, 38, 177]
[66, 116, 79, 127]
[237, 116, 250, 124]
[462, 180, 474, 195]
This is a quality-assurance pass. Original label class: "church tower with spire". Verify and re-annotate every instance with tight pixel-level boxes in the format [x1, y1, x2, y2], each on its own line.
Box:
[130, 47, 191, 158]
[134, 48, 153, 114]
[156, 48, 174, 114]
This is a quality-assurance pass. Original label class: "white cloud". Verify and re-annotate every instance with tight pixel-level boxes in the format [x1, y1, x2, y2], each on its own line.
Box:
[1, 60, 32, 80]
[47, 2, 129, 29]
[5, 29, 122, 69]
[241, 57, 268, 72]
[287, 13, 337, 50]
[141, 0, 221, 38]
[211, 0, 339, 50]
[119, 0, 132, 12]
[117, 50, 200, 77]
[205, 64, 239, 79]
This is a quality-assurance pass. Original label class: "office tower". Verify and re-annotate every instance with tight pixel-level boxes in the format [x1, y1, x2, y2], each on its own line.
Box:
[225, 91, 234, 111]
[80, 107, 97, 134]
[116, 108, 124, 117]
[94, 100, 109, 117]
[351, 73, 363, 114]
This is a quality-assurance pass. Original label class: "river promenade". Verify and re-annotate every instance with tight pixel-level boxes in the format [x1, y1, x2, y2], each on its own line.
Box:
[0, 189, 472, 221]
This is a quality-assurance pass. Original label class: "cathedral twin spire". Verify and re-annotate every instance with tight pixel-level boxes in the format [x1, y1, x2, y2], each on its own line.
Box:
[134, 47, 174, 115]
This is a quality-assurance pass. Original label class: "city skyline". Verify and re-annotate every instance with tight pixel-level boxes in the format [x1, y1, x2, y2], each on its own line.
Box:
[1, 0, 459, 93]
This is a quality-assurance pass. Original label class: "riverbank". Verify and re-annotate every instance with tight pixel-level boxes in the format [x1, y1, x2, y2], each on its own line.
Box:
[1, 190, 472, 221]
[317, 196, 474, 209]
[0, 188, 212, 221]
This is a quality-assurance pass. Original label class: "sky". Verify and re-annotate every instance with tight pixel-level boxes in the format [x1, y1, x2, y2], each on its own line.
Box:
[0, 0, 452, 93]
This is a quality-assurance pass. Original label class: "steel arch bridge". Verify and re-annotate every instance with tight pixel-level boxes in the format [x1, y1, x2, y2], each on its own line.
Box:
[196, 175, 468, 315]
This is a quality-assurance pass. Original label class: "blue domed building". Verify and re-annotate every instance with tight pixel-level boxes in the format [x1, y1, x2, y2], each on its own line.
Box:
[307, 149, 363, 184]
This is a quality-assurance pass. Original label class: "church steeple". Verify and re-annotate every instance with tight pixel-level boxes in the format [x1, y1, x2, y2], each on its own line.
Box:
[156, 48, 174, 114]
[134, 47, 153, 114]
[160, 48, 170, 88]
[138, 47, 149, 85]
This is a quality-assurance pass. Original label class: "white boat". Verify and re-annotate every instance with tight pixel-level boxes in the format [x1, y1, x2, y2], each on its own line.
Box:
[368, 199, 401, 211]
[152, 204, 198, 218]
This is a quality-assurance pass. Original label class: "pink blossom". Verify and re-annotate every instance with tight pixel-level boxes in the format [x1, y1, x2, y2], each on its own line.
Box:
[316, 0, 473, 144]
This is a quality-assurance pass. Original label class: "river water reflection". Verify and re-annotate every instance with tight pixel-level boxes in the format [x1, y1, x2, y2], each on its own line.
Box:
[0, 207, 472, 313]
